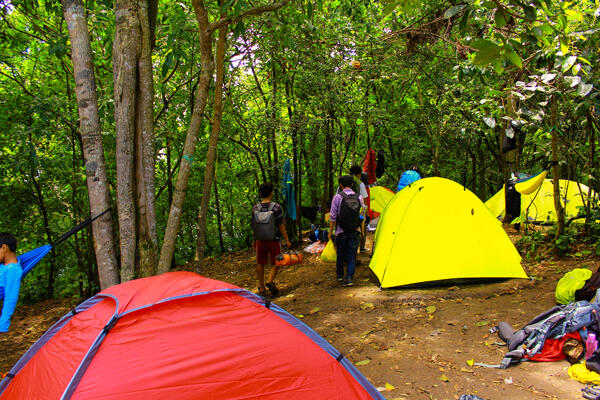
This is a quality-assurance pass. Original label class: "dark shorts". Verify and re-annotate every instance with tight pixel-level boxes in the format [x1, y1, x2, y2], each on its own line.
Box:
[255, 240, 281, 266]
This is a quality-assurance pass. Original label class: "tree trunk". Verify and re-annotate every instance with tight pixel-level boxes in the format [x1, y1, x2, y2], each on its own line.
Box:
[28, 152, 57, 298]
[136, 0, 158, 277]
[269, 62, 280, 187]
[322, 119, 333, 212]
[157, 0, 215, 274]
[551, 96, 565, 237]
[214, 172, 225, 254]
[114, 0, 158, 281]
[195, 19, 227, 273]
[114, 0, 140, 282]
[62, 0, 119, 290]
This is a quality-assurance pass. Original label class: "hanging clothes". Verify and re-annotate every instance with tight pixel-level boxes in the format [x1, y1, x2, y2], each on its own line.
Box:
[282, 159, 297, 221]
[362, 149, 377, 184]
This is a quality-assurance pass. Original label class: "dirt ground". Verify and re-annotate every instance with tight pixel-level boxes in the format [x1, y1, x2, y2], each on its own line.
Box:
[1, 230, 597, 399]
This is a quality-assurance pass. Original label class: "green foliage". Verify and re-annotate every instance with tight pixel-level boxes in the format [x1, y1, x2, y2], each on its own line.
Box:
[1, 0, 600, 302]
[516, 230, 545, 261]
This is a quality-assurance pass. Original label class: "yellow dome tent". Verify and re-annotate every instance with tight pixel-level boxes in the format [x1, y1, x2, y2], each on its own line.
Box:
[369, 186, 395, 214]
[370, 177, 527, 288]
[485, 179, 592, 223]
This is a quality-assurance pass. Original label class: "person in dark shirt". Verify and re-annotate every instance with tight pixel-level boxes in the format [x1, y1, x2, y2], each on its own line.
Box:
[251, 183, 291, 297]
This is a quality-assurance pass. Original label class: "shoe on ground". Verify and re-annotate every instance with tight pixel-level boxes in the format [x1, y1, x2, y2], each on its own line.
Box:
[257, 287, 269, 297]
[345, 280, 354, 287]
[337, 276, 344, 282]
[266, 282, 279, 297]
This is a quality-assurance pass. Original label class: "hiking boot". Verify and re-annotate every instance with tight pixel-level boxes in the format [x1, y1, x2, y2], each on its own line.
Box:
[345, 280, 354, 287]
[266, 282, 279, 297]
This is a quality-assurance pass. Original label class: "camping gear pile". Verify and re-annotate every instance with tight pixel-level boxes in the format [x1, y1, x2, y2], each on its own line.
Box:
[490, 283, 600, 389]
[0, 272, 384, 400]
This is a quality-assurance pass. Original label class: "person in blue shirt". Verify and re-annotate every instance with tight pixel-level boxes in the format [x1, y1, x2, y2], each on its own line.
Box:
[0, 233, 22, 332]
[396, 166, 422, 192]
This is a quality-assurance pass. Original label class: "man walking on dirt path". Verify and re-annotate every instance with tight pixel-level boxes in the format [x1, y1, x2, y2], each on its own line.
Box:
[251, 182, 291, 297]
[329, 175, 365, 287]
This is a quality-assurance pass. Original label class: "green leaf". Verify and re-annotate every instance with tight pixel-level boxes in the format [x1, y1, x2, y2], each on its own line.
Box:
[233, 21, 246, 37]
[161, 51, 174, 78]
[504, 51, 522, 68]
[472, 40, 502, 67]
[565, 9, 583, 22]
[562, 56, 577, 72]
[475, 320, 490, 327]
[471, 39, 498, 50]
[220, 0, 235, 13]
[381, 1, 399, 19]
[356, 359, 371, 366]
[459, 9, 471, 33]
[444, 5, 466, 19]
[577, 82, 593, 97]
[509, 39, 524, 51]
[522, 5, 537, 20]
[564, 75, 581, 87]
[560, 36, 570, 55]
[492, 59, 504, 74]
[483, 116, 496, 128]
[427, 305, 436, 313]
[494, 9, 508, 28]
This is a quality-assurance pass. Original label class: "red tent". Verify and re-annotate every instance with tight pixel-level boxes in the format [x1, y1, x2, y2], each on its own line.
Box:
[0, 272, 383, 400]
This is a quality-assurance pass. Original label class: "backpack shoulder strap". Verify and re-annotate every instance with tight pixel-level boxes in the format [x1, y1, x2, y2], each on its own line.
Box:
[267, 202, 276, 211]
[339, 191, 348, 199]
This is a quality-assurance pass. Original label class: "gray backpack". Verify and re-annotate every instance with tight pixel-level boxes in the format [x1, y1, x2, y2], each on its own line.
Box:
[252, 203, 278, 241]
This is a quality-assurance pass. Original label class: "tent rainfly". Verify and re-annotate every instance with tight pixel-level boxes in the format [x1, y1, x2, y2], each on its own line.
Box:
[370, 177, 527, 288]
[0, 272, 384, 400]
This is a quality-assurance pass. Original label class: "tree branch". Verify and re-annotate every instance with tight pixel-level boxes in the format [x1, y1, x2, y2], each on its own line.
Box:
[208, 0, 290, 32]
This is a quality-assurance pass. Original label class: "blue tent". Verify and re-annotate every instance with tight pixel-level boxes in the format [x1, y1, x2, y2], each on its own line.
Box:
[282, 159, 297, 221]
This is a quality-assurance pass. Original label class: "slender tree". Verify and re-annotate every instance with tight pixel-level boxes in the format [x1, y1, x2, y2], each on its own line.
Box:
[62, 0, 119, 289]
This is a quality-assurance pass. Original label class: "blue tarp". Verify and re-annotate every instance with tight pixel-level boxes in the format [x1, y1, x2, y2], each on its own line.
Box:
[282, 159, 297, 221]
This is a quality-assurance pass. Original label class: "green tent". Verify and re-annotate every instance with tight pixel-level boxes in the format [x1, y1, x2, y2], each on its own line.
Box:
[485, 179, 593, 223]
[370, 177, 527, 288]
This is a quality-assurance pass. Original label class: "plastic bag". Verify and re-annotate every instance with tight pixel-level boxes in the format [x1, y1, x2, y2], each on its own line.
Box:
[568, 362, 600, 384]
[320, 240, 337, 263]
[304, 241, 326, 254]
[556, 268, 593, 305]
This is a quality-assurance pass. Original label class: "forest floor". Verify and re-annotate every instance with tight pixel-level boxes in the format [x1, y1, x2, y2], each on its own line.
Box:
[0, 227, 597, 399]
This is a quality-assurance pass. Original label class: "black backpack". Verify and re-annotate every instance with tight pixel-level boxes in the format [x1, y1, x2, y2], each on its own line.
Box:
[252, 203, 278, 241]
[337, 192, 361, 232]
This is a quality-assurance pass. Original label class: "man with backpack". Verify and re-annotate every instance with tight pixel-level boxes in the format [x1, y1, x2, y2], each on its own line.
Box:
[329, 175, 365, 287]
[251, 182, 291, 297]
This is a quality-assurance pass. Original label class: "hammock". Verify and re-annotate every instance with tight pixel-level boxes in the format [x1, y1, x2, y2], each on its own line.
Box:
[514, 170, 549, 195]
[0, 209, 110, 301]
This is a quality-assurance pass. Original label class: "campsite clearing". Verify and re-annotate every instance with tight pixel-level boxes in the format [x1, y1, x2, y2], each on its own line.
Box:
[0, 230, 594, 399]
